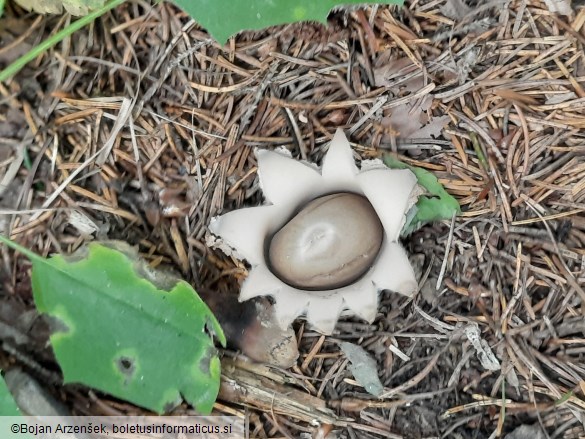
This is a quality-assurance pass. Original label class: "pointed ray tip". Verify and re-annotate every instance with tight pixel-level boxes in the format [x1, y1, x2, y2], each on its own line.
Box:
[332, 128, 349, 145]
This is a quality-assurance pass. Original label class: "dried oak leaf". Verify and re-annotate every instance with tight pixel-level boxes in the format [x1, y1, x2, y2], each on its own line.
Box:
[374, 57, 423, 94]
[382, 96, 449, 140]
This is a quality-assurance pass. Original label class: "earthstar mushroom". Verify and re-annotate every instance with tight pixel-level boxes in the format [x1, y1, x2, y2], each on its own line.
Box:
[208, 129, 420, 334]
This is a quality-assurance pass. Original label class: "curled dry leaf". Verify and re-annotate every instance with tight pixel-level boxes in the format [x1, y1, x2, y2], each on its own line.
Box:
[464, 323, 501, 371]
[340, 342, 383, 397]
[374, 58, 423, 93]
[374, 57, 449, 139]
[201, 291, 299, 368]
[382, 96, 450, 141]
[68, 210, 99, 236]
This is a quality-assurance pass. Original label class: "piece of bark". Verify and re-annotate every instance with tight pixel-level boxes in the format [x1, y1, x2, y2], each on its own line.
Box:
[218, 357, 351, 427]
[4, 368, 70, 416]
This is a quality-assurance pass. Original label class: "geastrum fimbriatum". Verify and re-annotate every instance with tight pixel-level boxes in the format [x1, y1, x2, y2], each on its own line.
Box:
[208, 129, 420, 334]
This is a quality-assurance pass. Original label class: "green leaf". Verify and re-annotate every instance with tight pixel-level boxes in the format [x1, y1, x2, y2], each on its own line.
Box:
[0, 0, 5, 18]
[0, 237, 225, 414]
[0, 374, 35, 438]
[175, 0, 404, 43]
[0, 372, 21, 416]
[383, 155, 461, 235]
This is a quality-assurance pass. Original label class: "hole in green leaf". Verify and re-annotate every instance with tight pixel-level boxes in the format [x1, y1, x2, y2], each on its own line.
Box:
[116, 356, 136, 377]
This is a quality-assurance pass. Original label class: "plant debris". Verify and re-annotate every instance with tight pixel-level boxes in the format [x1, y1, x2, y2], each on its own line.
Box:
[464, 322, 501, 372]
[543, 0, 573, 15]
[339, 342, 384, 397]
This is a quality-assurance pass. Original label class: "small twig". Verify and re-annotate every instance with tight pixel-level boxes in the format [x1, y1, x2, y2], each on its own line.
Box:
[379, 350, 442, 398]
[436, 214, 456, 290]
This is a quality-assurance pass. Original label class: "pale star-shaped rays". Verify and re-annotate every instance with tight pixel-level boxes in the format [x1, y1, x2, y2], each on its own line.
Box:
[305, 295, 344, 335]
[370, 240, 417, 296]
[321, 129, 360, 190]
[209, 204, 285, 265]
[209, 128, 420, 335]
[272, 286, 311, 330]
[256, 148, 322, 206]
[334, 275, 379, 323]
[357, 168, 417, 241]
[239, 264, 282, 301]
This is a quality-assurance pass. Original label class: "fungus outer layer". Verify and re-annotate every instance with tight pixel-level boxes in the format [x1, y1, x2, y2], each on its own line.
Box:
[267, 193, 384, 290]
[207, 129, 420, 335]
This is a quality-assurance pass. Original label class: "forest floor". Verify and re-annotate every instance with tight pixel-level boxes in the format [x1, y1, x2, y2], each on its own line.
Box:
[1, 0, 585, 438]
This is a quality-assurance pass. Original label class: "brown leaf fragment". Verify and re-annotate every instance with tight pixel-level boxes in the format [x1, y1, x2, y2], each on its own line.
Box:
[202, 291, 299, 368]
[381, 97, 449, 140]
[374, 58, 423, 93]
[411, 115, 450, 139]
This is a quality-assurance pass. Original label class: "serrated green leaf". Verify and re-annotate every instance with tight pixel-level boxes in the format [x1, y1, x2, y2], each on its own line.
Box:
[0, 237, 225, 414]
[175, 0, 404, 43]
[383, 155, 460, 235]
[0, 372, 21, 416]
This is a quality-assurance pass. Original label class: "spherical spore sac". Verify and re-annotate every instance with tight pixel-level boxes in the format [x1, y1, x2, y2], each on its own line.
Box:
[267, 193, 383, 290]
